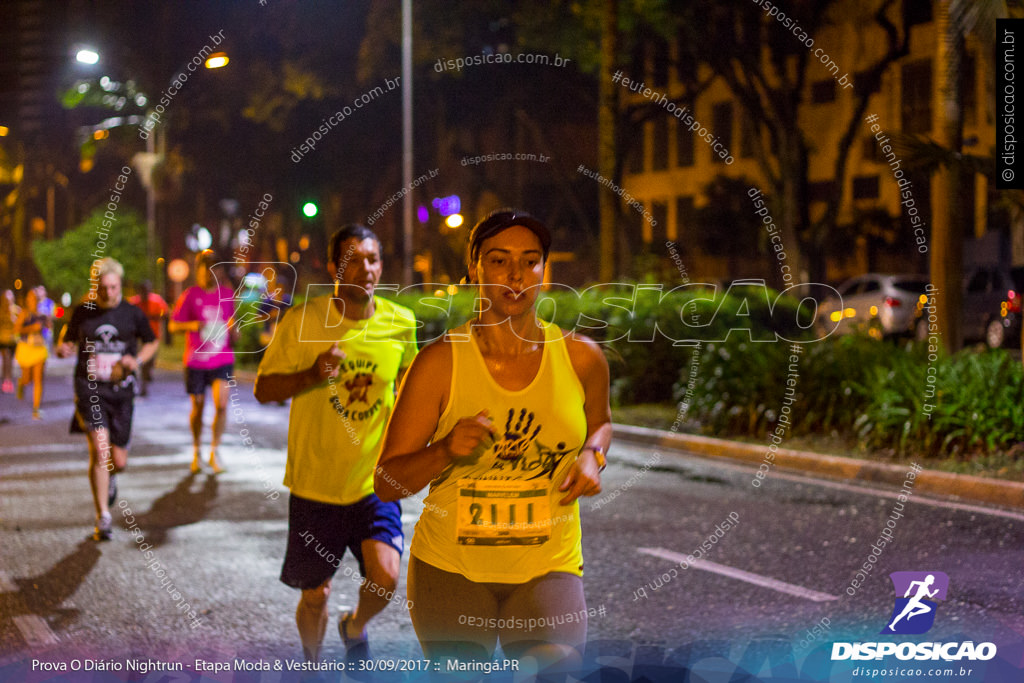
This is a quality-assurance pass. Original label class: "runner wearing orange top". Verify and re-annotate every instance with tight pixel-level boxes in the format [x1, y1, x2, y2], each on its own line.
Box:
[127, 280, 167, 396]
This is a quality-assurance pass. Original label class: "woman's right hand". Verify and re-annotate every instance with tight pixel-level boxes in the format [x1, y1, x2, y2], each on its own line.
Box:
[443, 410, 495, 460]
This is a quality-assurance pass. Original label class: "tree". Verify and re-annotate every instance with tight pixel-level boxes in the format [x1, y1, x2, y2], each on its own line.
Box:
[32, 208, 148, 300]
[679, 0, 912, 284]
[598, 0, 619, 282]
[928, 0, 1010, 352]
[694, 175, 763, 280]
[512, 0, 702, 278]
[356, 0, 605, 277]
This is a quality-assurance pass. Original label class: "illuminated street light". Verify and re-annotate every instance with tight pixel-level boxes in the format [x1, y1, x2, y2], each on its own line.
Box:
[76, 49, 99, 65]
[445, 213, 464, 229]
[205, 52, 229, 69]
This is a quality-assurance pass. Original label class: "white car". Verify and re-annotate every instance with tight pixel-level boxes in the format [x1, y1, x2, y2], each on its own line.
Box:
[817, 274, 932, 339]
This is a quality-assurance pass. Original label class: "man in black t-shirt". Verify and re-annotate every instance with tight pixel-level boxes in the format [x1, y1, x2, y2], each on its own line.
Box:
[58, 258, 159, 540]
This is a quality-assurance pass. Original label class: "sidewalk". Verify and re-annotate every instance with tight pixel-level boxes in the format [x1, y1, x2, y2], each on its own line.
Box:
[613, 424, 1024, 511]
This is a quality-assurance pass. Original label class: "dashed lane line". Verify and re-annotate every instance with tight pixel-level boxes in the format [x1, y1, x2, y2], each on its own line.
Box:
[638, 547, 839, 602]
[12, 615, 60, 648]
[0, 570, 17, 592]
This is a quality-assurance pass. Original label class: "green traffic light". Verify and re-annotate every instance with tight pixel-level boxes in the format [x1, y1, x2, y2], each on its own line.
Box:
[302, 202, 318, 218]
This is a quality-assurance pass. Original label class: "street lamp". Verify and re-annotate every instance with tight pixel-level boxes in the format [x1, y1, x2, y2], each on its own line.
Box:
[204, 53, 229, 70]
[70, 43, 229, 283]
[75, 49, 99, 65]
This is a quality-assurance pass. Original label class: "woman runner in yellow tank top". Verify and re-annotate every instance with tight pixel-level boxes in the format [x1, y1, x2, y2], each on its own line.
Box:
[376, 210, 612, 677]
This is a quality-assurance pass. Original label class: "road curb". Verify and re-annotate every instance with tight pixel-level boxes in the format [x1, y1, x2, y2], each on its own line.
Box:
[612, 424, 1024, 510]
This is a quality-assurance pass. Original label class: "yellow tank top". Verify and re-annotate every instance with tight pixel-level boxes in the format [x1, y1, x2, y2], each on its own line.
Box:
[409, 320, 588, 583]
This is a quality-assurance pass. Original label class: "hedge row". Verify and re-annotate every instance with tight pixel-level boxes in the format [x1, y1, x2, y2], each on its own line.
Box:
[390, 285, 1023, 459]
[393, 281, 816, 404]
[685, 334, 1024, 458]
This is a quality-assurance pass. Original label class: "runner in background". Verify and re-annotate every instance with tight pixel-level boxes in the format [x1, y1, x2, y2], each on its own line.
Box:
[128, 281, 168, 397]
[169, 250, 237, 474]
[1, 289, 21, 394]
[14, 287, 49, 420]
[58, 258, 158, 540]
[34, 285, 55, 350]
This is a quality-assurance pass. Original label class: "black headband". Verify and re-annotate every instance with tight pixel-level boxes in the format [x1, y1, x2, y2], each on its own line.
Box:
[467, 209, 552, 266]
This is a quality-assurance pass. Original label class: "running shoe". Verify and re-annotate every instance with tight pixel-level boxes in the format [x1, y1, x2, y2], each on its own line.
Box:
[108, 474, 118, 506]
[93, 514, 113, 541]
[338, 611, 370, 663]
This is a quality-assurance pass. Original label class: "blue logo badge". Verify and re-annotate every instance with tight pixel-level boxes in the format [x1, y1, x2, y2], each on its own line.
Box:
[881, 571, 949, 635]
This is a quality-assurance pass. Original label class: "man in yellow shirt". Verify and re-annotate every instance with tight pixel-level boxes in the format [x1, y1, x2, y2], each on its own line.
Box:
[255, 225, 417, 663]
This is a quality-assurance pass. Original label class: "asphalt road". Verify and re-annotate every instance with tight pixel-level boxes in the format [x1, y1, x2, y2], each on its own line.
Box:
[1, 360, 1023, 681]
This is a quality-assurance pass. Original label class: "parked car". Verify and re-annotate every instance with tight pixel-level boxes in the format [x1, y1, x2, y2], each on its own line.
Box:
[816, 273, 932, 339]
[916, 266, 1024, 348]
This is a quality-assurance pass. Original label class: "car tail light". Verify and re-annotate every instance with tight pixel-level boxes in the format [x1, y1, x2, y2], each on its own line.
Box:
[884, 297, 901, 307]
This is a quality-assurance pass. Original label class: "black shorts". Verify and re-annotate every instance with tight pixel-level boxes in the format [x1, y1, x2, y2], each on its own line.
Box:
[70, 391, 135, 448]
[185, 363, 233, 395]
[280, 493, 404, 591]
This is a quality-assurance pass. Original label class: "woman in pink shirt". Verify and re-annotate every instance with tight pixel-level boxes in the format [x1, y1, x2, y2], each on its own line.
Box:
[170, 251, 236, 473]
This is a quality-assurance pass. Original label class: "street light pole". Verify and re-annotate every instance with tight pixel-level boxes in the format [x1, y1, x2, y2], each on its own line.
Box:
[139, 53, 228, 284]
[145, 127, 157, 283]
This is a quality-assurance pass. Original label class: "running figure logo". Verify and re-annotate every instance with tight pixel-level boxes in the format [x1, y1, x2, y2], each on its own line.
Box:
[882, 571, 949, 635]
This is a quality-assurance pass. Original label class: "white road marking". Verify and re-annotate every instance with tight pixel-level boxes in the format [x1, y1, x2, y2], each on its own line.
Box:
[638, 546, 839, 602]
[0, 449, 283, 478]
[613, 442, 1024, 522]
[12, 615, 60, 647]
[0, 443, 80, 456]
[0, 570, 17, 592]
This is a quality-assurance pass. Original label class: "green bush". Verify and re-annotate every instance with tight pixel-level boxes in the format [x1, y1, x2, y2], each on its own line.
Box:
[677, 332, 1024, 459]
[232, 299, 266, 368]
[389, 283, 1023, 460]
[392, 281, 816, 405]
[857, 349, 1024, 457]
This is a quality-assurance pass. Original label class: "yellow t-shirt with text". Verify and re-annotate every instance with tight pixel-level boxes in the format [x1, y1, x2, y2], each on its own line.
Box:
[258, 295, 417, 505]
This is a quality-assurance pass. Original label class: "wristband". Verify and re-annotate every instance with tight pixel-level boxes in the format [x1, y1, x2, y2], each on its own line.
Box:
[586, 446, 607, 472]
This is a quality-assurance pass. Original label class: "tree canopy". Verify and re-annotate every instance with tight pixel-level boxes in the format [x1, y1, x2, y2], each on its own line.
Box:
[32, 207, 148, 300]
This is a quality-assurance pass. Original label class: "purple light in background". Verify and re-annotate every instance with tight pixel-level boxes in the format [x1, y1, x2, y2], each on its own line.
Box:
[417, 206, 430, 223]
[431, 195, 461, 217]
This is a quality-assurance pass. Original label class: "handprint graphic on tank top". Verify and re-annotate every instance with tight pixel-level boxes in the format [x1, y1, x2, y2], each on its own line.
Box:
[493, 408, 542, 461]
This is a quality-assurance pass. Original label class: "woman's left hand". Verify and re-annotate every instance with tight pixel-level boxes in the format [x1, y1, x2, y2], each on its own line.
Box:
[557, 453, 602, 505]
